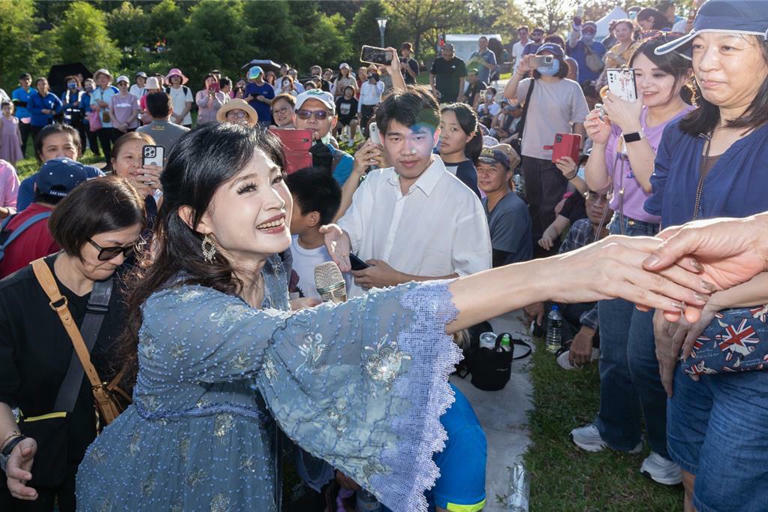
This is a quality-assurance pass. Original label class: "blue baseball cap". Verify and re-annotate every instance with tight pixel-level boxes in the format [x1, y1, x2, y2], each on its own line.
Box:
[36, 158, 90, 198]
[535, 42, 565, 57]
[656, 0, 768, 57]
[247, 66, 263, 80]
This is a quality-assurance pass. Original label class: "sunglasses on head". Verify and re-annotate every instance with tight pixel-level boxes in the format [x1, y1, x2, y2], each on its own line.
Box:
[88, 238, 138, 261]
[296, 109, 330, 120]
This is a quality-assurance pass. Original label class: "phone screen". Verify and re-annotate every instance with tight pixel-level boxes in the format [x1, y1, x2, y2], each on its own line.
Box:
[361, 46, 393, 66]
[606, 68, 637, 102]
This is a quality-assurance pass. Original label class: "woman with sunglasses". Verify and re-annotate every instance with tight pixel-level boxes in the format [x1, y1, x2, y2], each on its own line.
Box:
[575, 36, 694, 484]
[0, 176, 144, 511]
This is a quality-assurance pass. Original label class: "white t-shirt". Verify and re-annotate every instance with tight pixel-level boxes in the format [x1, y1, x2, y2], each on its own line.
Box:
[168, 85, 194, 126]
[290, 235, 352, 299]
[129, 85, 145, 99]
[512, 41, 527, 74]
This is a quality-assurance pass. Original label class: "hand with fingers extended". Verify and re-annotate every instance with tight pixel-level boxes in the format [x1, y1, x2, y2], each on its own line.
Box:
[5, 437, 38, 501]
[320, 224, 351, 272]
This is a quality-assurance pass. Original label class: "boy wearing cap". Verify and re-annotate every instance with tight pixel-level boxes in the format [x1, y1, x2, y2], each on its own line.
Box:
[165, 68, 193, 127]
[0, 158, 89, 278]
[476, 144, 531, 265]
[567, 20, 606, 85]
[244, 66, 275, 126]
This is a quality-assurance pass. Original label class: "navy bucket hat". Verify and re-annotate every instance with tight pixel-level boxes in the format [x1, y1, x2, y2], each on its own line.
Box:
[656, 0, 768, 57]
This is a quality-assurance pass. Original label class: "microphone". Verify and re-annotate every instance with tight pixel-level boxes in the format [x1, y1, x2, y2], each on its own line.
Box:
[314, 261, 347, 303]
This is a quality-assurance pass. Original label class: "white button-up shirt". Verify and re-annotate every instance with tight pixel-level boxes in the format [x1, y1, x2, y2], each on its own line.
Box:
[338, 156, 492, 297]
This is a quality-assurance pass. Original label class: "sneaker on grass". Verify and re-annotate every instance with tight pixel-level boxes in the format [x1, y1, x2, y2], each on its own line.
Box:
[641, 451, 683, 486]
[570, 423, 642, 453]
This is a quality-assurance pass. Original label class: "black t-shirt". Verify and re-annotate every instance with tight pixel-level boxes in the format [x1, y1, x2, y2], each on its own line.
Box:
[400, 57, 419, 85]
[465, 80, 487, 107]
[560, 191, 587, 224]
[430, 57, 467, 103]
[335, 96, 359, 123]
[0, 254, 127, 466]
[444, 160, 481, 198]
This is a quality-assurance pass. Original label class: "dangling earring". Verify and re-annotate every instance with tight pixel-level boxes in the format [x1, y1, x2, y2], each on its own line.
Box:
[201, 233, 217, 263]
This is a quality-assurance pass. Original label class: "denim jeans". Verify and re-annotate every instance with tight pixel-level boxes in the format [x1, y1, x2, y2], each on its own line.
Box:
[594, 215, 668, 454]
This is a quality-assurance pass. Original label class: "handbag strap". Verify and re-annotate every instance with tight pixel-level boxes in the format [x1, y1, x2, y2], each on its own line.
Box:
[31, 259, 106, 402]
[515, 78, 536, 138]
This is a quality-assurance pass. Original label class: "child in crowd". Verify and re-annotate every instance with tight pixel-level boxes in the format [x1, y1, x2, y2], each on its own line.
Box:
[0, 101, 23, 164]
[476, 87, 500, 127]
[285, 166, 347, 299]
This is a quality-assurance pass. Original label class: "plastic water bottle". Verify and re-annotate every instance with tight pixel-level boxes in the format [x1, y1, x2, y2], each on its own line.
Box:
[507, 462, 530, 511]
[513, 173, 526, 201]
[545, 305, 563, 354]
[356, 489, 382, 512]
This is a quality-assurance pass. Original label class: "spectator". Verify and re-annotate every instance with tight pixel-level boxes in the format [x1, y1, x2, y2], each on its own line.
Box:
[512, 26, 530, 74]
[165, 68, 194, 128]
[636, 8, 671, 32]
[325, 86, 492, 297]
[244, 66, 275, 127]
[333, 63, 356, 99]
[110, 76, 140, 134]
[232, 78, 247, 100]
[438, 103, 482, 197]
[334, 86, 359, 143]
[487, 38, 508, 82]
[476, 87, 500, 127]
[378, 64, 394, 93]
[129, 71, 147, 100]
[430, 43, 467, 104]
[277, 75, 298, 97]
[218, 76, 233, 97]
[537, 160, 591, 253]
[476, 143, 530, 265]
[0, 176, 144, 511]
[656, 0, 681, 26]
[601, 19, 641, 86]
[60, 76, 86, 150]
[490, 98, 523, 145]
[136, 92, 190, 160]
[463, 69, 486, 110]
[288, 68, 305, 93]
[270, 93, 296, 129]
[28, 78, 62, 141]
[285, 167, 345, 299]
[265, 70, 278, 95]
[0, 160, 19, 216]
[468, 36, 497, 85]
[216, 98, 259, 128]
[399, 42, 420, 85]
[89, 69, 120, 165]
[310, 65, 332, 92]
[504, 43, 589, 254]
[573, 36, 695, 485]
[138, 77, 163, 125]
[11, 73, 33, 156]
[80, 78, 100, 156]
[195, 73, 228, 125]
[16, 124, 103, 211]
[567, 20, 607, 86]
[0, 158, 90, 278]
[1, 102, 24, 165]
[294, 90, 354, 186]
[545, 35, 580, 82]
[522, 27, 546, 57]
[322, 69, 335, 93]
[356, 66, 368, 91]
[647, 3, 768, 508]
[358, 71, 385, 135]
[110, 132, 163, 227]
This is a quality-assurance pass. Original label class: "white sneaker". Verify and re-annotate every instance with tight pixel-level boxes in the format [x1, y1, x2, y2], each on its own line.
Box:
[570, 423, 642, 453]
[557, 348, 600, 370]
[641, 452, 683, 485]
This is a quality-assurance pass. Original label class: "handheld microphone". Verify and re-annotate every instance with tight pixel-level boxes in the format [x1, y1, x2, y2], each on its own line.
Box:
[314, 261, 347, 303]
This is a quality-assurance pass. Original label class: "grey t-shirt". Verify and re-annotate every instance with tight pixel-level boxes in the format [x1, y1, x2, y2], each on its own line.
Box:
[136, 120, 190, 161]
[483, 192, 532, 264]
[517, 78, 589, 160]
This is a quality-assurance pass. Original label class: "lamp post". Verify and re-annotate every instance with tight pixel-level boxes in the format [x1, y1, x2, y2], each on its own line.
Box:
[376, 17, 388, 47]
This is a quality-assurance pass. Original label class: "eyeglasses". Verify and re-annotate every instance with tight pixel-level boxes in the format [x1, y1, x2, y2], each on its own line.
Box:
[586, 191, 610, 203]
[88, 238, 138, 261]
[296, 109, 330, 121]
[226, 110, 248, 119]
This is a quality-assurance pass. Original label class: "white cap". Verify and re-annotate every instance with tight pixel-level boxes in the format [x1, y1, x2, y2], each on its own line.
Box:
[116, 75, 130, 85]
[294, 89, 335, 114]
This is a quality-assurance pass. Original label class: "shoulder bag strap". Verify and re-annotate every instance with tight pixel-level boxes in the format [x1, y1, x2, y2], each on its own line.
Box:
[515, 78, 536, 138]
[0, 211, 52, 251]
[31, 259, 106, 403]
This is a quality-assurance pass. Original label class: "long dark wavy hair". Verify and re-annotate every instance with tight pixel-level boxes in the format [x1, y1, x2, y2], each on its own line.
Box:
[119, 123, 285, 384]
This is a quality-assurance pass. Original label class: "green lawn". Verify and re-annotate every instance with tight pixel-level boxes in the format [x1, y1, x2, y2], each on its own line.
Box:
[525, 339, 683, 510]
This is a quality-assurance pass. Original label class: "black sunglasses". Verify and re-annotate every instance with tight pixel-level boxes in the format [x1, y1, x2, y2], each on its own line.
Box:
[88, 238, 138, 261]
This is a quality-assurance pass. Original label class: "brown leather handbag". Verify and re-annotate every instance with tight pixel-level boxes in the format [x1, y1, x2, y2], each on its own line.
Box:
[31, 259, 130, 427]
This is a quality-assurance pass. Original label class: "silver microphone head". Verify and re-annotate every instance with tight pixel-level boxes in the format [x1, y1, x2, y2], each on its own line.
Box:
[314, 261, 347, 303]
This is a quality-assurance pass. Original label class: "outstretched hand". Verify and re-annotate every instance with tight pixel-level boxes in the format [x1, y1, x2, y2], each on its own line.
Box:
[5, 437, 38, 501]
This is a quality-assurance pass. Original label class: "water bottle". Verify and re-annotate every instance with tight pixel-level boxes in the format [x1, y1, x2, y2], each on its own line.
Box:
[356, 489, 382, 512]
[499, 333, 512, 352]
[545, 305, 563, 354]
[513, 172, 526, 201]
[507, 462, 530, 511]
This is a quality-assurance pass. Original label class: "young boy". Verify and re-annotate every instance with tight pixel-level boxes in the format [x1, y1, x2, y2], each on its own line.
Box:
[285, 167, 345, 299]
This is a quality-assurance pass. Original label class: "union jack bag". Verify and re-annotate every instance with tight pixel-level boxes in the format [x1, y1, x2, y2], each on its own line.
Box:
[682, 306, 768, 378]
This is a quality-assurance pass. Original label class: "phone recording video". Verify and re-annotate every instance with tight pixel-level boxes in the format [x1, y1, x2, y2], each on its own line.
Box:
[360, 45, 394, 66]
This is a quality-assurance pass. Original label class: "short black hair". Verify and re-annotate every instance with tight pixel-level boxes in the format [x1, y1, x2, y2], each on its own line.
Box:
[146, 92, 171, 118]
[19, 73, 31, 81]
[34, 123, 82, 163]
[375, 85, 440, 135]
[49, 176, 146, 257]
[285, 167, 341, 226]
[219, 77, 232, 89]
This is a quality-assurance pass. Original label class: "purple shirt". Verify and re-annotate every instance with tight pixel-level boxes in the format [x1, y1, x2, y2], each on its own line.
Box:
[604, 105, 694, 223]
[110, 93, 140, 130]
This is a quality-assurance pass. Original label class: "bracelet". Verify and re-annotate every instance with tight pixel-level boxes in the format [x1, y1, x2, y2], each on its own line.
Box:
[1, 431, 21, 452]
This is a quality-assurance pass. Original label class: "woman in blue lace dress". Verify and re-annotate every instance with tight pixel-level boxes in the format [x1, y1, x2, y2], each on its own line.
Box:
[4, 124, 708, 511]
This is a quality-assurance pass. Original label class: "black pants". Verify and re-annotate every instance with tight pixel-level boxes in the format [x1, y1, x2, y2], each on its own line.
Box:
[29, 125, 44, 147]
[96, 127, 119, 165]
[19, 122, 33, 156]
[0, 469, 76, 512]
[360, 104, 376, 137]
[521, 155, 568, 254]
[84, 125, 100, 155]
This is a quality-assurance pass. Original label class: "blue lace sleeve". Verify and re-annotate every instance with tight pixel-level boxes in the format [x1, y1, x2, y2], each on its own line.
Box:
[256, 281, 461, 512]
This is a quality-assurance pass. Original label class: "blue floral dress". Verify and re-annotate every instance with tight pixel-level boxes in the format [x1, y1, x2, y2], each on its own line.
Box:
[76, 257, 462, 511]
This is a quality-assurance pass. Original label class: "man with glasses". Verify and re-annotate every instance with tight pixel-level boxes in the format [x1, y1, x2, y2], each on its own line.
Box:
[567, 20, 607, 85]
[294, 89, 353, 185]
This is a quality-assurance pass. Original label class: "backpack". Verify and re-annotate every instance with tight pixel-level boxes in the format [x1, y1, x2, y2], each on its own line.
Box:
[0, 211, 53, 262]
[163, 85, 196, 113]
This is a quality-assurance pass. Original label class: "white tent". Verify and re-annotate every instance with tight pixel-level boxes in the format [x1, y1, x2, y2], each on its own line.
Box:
[595, 6, 628, 41]
[444, 34, 503, 63]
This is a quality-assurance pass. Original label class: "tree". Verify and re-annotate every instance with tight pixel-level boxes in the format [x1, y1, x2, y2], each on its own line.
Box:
[47, 1, 121, 72]
[0, 0, 44, 92]
[349, 1, 409, 53]
[107, 1, 150, 51]
[147, 0, 185, 49]
[384, 0, 468, 56]
[523, 0, 577, 34]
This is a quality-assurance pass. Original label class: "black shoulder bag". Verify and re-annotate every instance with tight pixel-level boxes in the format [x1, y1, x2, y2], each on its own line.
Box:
[510, 78, 536, 157]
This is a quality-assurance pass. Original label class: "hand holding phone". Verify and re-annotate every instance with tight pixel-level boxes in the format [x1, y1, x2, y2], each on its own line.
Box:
[360, 45, 394, 66]
[606, 68, 637, 102]
[349, 254, 370, 271]
[142, 144, 165, 168]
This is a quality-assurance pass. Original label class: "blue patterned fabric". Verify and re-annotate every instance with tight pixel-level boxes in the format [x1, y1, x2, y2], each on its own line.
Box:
[75, 255, 462, 511]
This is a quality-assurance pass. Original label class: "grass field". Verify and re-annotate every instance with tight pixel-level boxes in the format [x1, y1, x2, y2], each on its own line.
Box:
[525, 339, 683, 511]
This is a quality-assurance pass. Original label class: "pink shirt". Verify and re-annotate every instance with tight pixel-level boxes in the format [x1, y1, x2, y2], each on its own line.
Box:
[0, 159, 19, 208]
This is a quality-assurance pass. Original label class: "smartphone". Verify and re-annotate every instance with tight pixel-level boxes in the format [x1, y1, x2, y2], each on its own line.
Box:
[142, 145, 165, 167]
[606, 68, 637, 102]
[361, 45, 393, 66]
[368, 122, 381, 145]
[533, 55, 554, 67]
[349, 254, 370, 271]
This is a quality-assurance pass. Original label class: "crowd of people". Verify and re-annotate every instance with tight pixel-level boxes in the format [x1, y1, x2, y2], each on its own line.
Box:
[0, 0, 767, 511]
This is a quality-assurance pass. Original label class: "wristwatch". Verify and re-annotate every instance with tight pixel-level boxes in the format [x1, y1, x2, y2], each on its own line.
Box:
[623, 130, 644, 143]
[0, 435, 27, 472]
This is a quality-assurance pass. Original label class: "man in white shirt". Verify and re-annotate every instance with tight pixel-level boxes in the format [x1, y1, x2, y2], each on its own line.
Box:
[323, 87, 492, 297]
[511, 26, 530, 74]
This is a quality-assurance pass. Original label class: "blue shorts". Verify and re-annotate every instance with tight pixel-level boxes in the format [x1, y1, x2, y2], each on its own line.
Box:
[667, 309, 768, 512]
